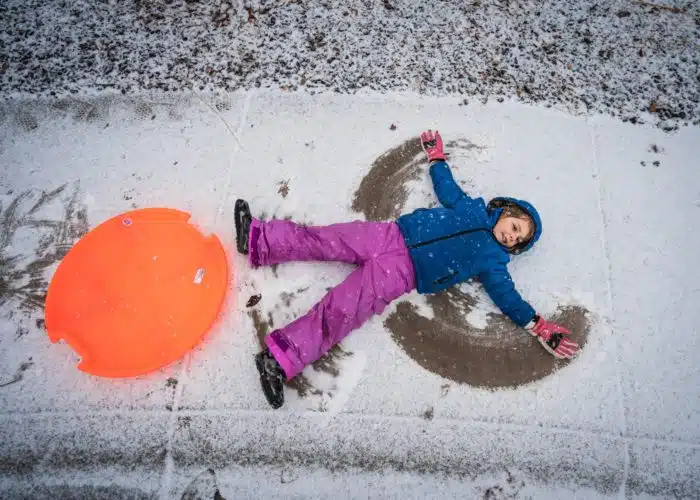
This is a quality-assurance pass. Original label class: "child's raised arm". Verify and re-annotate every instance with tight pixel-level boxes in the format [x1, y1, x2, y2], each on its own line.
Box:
[420, 130, 474, 209]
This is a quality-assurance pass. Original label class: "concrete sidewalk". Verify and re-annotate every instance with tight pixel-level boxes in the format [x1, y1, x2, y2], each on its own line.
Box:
[1, 92, 698, 499]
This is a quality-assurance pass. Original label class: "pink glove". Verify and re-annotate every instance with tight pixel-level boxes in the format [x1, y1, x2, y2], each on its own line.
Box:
[528, 316, 579, 359]
[420, 130, 445, 162]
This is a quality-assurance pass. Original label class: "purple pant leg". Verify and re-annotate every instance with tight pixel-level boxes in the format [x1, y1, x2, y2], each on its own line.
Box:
[249, 219, 401, 266]
[263, 222, 416, 379]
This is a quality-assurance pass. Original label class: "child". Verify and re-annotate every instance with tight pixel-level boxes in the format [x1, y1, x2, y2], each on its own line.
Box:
[236, 130, 579, 409]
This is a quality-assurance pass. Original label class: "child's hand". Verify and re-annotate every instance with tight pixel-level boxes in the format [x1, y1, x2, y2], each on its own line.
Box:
[528, 316, 579, 359]
[420, 130, 446, 162]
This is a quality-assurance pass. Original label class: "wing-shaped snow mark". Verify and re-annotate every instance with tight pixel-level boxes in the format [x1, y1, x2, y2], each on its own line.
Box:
[352, 137, 424, 221]
[386, 288, 591, 389]
[354, 139, 591, 388]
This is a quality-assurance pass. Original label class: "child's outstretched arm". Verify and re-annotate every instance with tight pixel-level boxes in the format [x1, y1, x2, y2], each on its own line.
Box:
[479, 267, 579, 359]
[420, 130, 473, 209]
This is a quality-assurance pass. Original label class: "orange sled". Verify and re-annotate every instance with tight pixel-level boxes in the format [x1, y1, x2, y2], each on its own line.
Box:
[45, 208, 230, 378]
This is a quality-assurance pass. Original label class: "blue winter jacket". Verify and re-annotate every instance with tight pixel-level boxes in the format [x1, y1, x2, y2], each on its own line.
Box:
[396, 161, 543, 327]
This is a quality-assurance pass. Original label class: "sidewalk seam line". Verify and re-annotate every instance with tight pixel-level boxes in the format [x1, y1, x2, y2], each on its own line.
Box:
[590, 122, 630, 499]
[156, 89, 254, 500]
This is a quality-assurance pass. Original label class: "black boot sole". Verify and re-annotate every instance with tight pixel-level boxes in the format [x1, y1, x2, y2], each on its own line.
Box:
[234, 199, 251, 255]
[255, 352, 285, 409]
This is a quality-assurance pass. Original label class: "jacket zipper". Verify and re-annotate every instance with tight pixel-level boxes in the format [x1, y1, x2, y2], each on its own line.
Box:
[407, 227, 492, 249]
[434, 271, 458, 284]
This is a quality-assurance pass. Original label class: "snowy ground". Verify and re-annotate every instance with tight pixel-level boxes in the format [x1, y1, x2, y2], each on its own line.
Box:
[1, 0, 700, 131]
[1, 92, 698, 499]
[1, 0, 700, 498]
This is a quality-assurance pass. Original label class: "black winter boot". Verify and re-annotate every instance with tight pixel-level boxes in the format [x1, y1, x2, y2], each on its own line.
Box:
[234, 199, 252, 255]
[255, 350, 285, 409]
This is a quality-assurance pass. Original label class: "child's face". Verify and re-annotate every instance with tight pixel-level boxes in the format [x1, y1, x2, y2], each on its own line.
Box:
[493, 216, 533, 248]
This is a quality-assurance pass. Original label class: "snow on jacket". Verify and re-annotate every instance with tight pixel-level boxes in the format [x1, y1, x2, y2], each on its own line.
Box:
[396, 161, 543, 327]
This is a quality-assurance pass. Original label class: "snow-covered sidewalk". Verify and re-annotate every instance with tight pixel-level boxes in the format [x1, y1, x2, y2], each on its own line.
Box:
[0, 92, 698, 498]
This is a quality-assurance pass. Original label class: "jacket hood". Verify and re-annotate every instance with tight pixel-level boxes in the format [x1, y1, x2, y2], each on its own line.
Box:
[487, 196, 542, 254]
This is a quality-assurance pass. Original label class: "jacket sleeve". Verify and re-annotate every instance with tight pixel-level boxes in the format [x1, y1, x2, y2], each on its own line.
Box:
[479, 266, 536, 327]
[429, 161, 472, 208]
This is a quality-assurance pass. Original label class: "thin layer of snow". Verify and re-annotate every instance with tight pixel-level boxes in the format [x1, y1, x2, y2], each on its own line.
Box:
[0, 92, 698, 498]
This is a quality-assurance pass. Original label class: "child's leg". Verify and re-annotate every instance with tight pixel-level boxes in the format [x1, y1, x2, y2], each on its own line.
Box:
[249, 219, 399, 267]
[264, 225, 415, 379]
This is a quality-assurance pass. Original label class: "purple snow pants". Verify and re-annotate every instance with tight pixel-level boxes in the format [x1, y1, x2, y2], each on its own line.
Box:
[248, 219, 416, 380]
